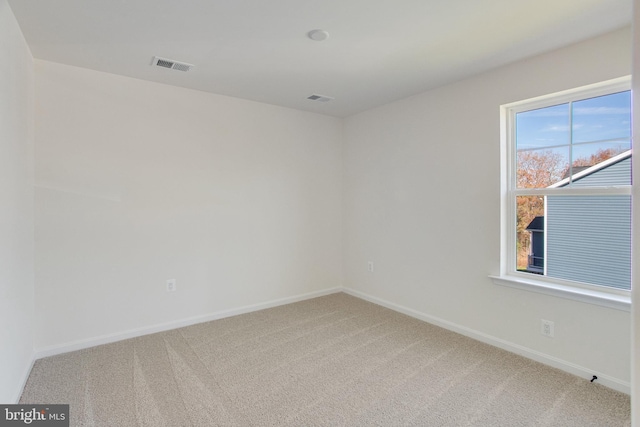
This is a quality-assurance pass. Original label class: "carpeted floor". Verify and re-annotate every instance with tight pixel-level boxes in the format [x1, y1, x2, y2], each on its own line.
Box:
[20, 293, 630, 426]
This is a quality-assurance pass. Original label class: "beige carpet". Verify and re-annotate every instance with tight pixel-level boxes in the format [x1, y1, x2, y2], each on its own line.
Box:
[20, 293, 630, 426]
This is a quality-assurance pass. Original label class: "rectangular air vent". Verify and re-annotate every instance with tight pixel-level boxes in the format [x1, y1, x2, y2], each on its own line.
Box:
[306, 94, 334, 102]
[152, 56, 194, 72]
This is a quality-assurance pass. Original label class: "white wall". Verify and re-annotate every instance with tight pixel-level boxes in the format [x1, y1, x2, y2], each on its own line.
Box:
[0, 0, 34, 403]
[343, 27, 632, 389]
[631, 0, 639, 422]
[34, 60, 343, 351]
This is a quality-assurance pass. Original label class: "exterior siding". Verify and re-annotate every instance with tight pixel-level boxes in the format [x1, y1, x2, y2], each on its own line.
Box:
[546, 195, 631, 290]
[571, 157, 631, 186]
[546, 156, 632, 290]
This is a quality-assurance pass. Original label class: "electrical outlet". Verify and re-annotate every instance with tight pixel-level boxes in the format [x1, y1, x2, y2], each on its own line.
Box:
[166, 279, 176, 292]
[368, 261, 374, 272]
[541, 319, 554, 337]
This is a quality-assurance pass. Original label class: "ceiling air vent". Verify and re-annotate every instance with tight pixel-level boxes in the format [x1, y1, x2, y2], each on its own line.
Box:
[307, 94, 334, 102]
[151, 56, 194, 72]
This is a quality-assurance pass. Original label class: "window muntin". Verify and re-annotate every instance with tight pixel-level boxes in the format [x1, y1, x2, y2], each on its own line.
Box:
[503, 79, 632, 293]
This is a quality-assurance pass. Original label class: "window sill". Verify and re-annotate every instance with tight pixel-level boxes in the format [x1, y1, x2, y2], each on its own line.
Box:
[489, 275, 631, 312]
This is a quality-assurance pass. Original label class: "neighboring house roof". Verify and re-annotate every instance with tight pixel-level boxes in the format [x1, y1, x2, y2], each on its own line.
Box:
[548, 150, 631, 188]
[526, 216, 544, 231]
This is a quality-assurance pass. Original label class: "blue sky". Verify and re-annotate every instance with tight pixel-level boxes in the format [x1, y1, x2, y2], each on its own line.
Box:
[516, 90, 631, 163]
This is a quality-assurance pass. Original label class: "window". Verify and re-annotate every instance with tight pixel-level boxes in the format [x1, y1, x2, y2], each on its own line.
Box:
[493, 77, 632, 309]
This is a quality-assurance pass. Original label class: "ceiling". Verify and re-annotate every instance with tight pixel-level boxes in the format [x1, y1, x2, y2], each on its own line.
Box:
[7, 0, 632, 117]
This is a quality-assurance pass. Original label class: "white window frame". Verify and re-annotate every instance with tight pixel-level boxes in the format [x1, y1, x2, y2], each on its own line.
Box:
[490, 76, 632, 311]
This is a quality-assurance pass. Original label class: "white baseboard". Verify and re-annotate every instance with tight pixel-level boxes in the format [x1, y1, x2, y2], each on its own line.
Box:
[13, 351, 37, 403]
[31, 285, 630, 395]
[343, 287, 631, 395]
[34, 287, 342, 360]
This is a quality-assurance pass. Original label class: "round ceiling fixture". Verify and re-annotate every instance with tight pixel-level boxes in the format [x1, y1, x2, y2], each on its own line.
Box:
[308, 29, 330, 41]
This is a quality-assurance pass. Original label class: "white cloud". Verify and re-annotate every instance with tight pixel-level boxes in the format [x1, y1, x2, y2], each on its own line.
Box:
[541, 125, 569, 132]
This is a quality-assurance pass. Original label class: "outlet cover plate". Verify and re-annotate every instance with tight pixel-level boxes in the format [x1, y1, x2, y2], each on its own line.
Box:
[541, 319, 554, 337]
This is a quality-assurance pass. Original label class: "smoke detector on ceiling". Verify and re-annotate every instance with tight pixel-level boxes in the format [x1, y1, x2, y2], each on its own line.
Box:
[308, 29, 330, 41]
[151, 56, 194, 72]
[307, 94, 334, 102]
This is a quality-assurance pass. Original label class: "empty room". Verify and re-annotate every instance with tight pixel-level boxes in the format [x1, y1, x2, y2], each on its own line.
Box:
[2, 0, 639, 425]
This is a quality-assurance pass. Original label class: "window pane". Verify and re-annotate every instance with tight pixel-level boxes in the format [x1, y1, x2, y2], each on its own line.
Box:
[516, 147, 569, 189]
[516, 104, 570, 189]
[516, 103, 569, 151]
[565, 142, 632, 187]
[572, 140, 631, 163]
[546, 195, 631, 290]
[516, 195, 545, 273]
[565, 91, 632, 187]
[572, 91, 632, 144]
[516, 193, 632, 290]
